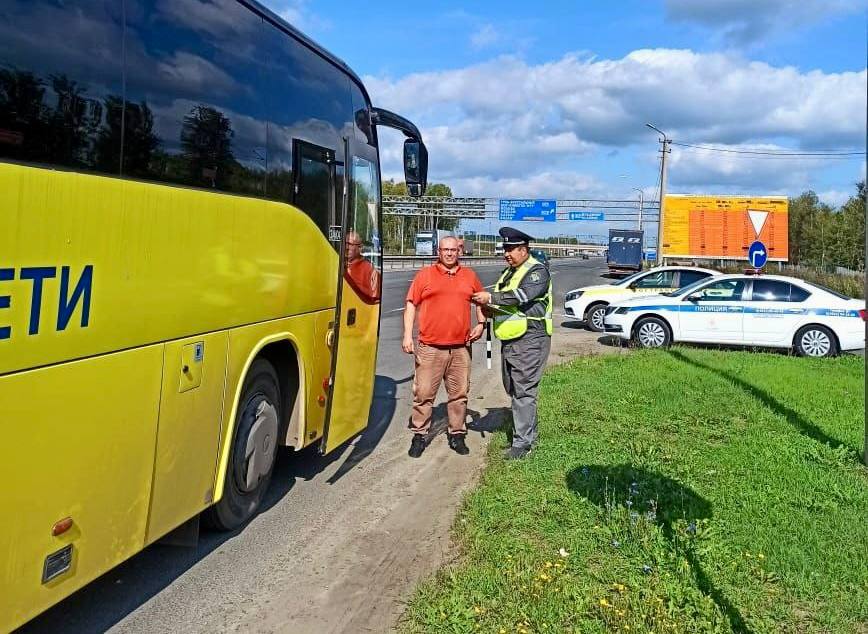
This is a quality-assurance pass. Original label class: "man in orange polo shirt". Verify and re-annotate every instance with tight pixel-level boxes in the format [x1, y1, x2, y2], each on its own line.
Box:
[402, 236, 486, 457]
[344, 230, 380, 303]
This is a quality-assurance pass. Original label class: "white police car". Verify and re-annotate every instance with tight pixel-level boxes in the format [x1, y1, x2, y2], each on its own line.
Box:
[603, 273, 866, 357]
[564, 266, 719, 331]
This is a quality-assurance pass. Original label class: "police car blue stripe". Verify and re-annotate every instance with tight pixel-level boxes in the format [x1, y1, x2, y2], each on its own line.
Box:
[624, 305, 861, 317]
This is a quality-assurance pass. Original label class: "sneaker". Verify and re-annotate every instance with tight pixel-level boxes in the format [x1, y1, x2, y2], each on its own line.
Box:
[503, 446, 531, 461]
[408, 435, 426, 458]
[448, 434, 470, 455]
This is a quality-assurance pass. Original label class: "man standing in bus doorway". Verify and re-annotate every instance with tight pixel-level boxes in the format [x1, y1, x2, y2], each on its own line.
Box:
[472, 227, 552, 460]
[344, 230, 381, 302]
[403, 236, 486, 458]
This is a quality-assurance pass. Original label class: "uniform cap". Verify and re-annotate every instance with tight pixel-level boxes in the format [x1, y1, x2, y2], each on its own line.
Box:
[499, 226, 533, 246]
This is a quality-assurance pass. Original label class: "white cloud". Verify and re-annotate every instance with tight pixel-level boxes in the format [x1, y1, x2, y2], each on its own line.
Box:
[667, 143, 832, 190]
[665, 0, 866, 43]
[157, 0, 256, 38]
[157, 52, 237, 95]
[265, 0, 331, 33]
[449, 171, 605, 199]
[470, 24, 500, 50]
[366, 48, 865, 196]
[817, 189, 852, 207]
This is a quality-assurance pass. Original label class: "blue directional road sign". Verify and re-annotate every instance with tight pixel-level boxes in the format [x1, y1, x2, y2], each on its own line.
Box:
[499, 199, 557, 222]
[748, 240, 768, 269]
[568, 211, 605, 221]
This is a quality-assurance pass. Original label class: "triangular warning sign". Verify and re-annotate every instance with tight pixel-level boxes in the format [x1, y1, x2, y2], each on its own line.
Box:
[748, 210, 768, 237]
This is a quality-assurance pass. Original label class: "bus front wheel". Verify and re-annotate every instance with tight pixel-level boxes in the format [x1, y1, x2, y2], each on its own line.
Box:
[206, 359, 281, 531]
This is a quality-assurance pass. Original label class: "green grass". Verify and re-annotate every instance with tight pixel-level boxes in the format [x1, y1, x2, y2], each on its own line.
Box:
[401, 348, 867, 634]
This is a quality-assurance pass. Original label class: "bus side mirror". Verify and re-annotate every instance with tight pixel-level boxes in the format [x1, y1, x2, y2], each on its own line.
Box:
[404, 139, 428, 197]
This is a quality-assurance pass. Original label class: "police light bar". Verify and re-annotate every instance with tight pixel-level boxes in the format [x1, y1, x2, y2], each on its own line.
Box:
[743, 268, 763, 275]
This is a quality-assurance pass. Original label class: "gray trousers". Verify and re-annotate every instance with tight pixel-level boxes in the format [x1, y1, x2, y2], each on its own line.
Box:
[501, 335, 551, 450]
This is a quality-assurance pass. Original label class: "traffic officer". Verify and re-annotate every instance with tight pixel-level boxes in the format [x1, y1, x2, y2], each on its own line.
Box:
[472, 227, 552, 460]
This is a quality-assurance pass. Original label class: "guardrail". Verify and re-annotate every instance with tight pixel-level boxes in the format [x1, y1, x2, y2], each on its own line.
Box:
[383, 255, 506, 270]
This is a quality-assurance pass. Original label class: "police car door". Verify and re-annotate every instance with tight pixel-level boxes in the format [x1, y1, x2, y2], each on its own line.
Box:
[322, 147, 382, 453]
[680, 278, 747, 343]
[743, 279, 805, 345]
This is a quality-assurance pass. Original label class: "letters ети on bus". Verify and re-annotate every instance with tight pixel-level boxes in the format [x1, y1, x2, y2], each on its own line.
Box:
[0, 1, 427, 630]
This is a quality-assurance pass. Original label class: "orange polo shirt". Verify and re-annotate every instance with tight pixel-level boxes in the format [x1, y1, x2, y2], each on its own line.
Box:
[406, 263, 483, 346]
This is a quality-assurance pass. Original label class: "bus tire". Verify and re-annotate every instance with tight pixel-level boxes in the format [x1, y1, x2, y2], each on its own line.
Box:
[205, 359, 281, 531]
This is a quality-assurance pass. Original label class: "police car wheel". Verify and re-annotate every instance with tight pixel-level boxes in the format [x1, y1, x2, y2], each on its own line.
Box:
[586, 304, 607, 332]
[795, 325, 838, 358]
[633, 317, 671, 349]
[205, 359, 281, 531]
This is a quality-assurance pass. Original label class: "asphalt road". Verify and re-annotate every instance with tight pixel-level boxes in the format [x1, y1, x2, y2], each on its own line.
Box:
[20, 257, 608, 634]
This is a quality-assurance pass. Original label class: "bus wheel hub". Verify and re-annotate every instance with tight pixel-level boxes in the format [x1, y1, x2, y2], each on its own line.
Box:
[240, 399, 278, 493]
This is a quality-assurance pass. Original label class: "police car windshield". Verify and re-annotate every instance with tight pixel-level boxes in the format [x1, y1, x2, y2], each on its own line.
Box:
[611, 271, 644, 286]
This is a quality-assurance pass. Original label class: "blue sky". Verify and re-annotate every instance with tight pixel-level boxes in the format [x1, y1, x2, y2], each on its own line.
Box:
[263, 0, 866, 238]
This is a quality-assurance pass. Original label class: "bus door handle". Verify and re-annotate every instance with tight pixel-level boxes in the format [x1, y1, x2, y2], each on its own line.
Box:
[346, 308, 356, 326]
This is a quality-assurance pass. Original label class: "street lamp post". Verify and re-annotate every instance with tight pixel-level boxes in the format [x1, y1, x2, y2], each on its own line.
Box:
[646, 123, 670, 265]
[632, 187, 644, 231]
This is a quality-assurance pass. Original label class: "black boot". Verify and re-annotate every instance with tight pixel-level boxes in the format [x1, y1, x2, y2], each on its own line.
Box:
[408, 434, 426, 458]
[448, 434, 470, 455]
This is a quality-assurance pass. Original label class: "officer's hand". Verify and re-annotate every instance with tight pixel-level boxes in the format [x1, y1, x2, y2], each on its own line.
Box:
[402, 335, 415, 354]
[466, 323, 484, 344]
[472, 291, 491, 305]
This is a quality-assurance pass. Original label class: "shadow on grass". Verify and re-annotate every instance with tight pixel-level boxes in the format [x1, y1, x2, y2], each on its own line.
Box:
[566, 464, 753, 634]
[667, 349, 859, 460]
[468, 406, 511, 436]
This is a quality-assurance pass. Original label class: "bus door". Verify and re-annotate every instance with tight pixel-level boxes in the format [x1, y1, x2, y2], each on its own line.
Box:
[322, 145, 382, 453]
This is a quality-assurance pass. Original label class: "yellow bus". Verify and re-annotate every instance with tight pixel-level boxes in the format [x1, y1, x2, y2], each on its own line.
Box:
[0, 1, 428, 629]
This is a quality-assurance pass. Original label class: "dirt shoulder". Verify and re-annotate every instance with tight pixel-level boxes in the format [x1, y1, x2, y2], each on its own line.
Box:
[264, 322, 620, 634]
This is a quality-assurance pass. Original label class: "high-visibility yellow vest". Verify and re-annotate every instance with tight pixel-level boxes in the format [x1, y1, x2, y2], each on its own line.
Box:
[491, 256, 553, 341]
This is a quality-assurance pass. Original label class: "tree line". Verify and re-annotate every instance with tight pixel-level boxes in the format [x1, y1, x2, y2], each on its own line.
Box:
[381, 180, 458, 253]
[789, 181, 865, 271]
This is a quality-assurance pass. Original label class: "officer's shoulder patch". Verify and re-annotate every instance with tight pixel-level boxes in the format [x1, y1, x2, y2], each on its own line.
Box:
[530, 272, 540, 282]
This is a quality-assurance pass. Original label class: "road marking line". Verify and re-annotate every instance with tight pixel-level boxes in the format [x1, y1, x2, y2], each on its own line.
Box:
[388, 307, 406, 313]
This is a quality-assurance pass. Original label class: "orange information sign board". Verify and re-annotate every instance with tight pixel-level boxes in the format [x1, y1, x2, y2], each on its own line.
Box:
[661, 195, 788, 261]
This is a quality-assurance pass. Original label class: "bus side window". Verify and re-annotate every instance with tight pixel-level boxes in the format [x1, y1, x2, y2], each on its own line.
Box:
[0, 1, 124, 175]
[293, 141, 333, 241]
[344, 155, 381, 302]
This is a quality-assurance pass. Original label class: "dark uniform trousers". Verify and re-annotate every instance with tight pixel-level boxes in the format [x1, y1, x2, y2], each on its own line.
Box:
[501, 333, 551, 450]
